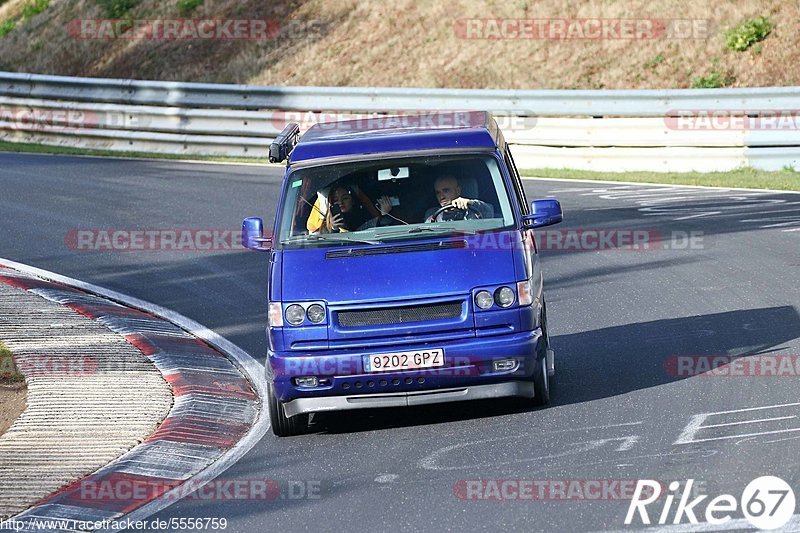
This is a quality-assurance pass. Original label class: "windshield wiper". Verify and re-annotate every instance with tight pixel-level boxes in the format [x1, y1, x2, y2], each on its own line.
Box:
[378, 226, 477, 239]
[280, 233, 381, 246]
[410, 226, 477, 234]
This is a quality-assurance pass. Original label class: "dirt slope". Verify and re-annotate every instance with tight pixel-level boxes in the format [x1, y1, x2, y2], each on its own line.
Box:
[0, 0, 796, 89]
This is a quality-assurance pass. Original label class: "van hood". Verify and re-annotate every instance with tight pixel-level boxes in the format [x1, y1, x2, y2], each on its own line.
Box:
[280, 235, 519, 304]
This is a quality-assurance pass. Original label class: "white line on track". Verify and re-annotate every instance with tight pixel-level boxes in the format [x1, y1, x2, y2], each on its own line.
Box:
[677, 427, 800, 445]
[701, 415, 797, 429]
[675, 403, 800, 445]
[690, 402, 800, 416]
[420, 421, 643, 471]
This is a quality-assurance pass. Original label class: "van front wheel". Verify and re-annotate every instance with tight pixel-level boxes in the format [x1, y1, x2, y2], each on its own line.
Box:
[530, 300, 551, 406]
[531, 353, 550, 406]
[267, 383, 309, 437]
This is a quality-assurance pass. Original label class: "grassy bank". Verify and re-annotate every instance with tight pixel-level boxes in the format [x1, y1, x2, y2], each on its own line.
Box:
[0, 1, 793, 90]
[0, 140, 271, 164]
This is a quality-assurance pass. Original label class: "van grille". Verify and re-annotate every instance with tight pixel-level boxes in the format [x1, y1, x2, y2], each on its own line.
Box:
[337, 301, 462, 327]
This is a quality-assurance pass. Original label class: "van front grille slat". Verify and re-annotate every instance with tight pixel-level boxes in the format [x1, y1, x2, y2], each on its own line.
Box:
[337, 301, 462, 327]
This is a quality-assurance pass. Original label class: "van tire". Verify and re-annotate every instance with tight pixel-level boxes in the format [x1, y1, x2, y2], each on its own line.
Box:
[267, 382, 308, 437]
[531, 299, 551, 406]
[542, 298, 555, 377]
[531, 352, 550, 406]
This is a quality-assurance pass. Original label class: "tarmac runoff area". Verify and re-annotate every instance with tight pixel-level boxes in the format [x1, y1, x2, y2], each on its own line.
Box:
[0, 264, 260, 528]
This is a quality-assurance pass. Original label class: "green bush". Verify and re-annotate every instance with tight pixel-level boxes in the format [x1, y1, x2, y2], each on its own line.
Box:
[177, 0, 203, 15]
[691, 71, 731, 89]
[96, 0, 139, 18]
[691, 72, 720, 88]
[691, 60, 734, 88]
[724, 16, 772, 52]
[0, 19, 15, 37]
[0, 0, 48, 38]
[20, 0, 49, 20]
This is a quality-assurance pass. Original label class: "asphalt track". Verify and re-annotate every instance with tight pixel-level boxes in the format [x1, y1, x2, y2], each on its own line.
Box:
[1, 152, 799, 532]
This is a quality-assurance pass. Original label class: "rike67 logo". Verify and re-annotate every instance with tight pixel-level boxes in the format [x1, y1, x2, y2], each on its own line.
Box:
[625, 477, 796, 530]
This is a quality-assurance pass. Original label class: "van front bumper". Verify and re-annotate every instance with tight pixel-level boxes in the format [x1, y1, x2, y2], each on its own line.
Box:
[268, 328, 545, 413]
[283, 381, 534, 417]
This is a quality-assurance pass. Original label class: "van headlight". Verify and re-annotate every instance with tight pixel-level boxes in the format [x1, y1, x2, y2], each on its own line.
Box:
[494, 286, 515, 308]
[306, 304, 325, 324]
[475, 290, 494, 309]
[285, 304, 305, 326]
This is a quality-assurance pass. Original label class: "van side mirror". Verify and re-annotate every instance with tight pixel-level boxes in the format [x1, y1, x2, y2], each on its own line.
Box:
[242, 217, 272, 251]
[522, 199, 563, 229]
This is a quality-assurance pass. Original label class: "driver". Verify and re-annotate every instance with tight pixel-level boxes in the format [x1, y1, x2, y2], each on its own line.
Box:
[424, 175, 493, 222]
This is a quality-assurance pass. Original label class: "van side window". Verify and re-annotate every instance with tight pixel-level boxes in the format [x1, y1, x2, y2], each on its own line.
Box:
[504, 145, 529, 214]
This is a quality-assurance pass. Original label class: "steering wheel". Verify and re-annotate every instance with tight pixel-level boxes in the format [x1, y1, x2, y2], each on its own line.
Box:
[428, 203, 482, 223]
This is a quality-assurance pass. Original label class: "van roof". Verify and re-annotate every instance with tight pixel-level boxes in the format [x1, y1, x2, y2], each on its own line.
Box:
[289, 111, 500, 163]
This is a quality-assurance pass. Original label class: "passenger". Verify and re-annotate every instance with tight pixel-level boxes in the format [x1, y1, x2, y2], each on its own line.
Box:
[307, 184, 393, 233]
[424, 175, 493, 221]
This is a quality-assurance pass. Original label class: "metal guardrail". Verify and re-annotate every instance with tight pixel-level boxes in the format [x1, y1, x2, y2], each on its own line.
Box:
[3, 71, 800, 115]
[0, 71, 798, 171]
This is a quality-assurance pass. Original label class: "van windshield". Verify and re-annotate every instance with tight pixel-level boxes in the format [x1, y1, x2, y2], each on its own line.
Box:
[276, 153, 515, 248]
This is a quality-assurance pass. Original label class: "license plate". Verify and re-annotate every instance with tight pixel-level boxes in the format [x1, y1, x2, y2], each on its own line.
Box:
[364, 348, 445, 373]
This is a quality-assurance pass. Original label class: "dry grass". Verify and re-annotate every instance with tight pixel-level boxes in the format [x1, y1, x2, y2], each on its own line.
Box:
[0, 0, 796, 88]
[0, 0, 27, 21]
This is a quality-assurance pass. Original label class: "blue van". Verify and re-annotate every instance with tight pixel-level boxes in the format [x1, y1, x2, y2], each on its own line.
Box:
[243, 112, 563, 436]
